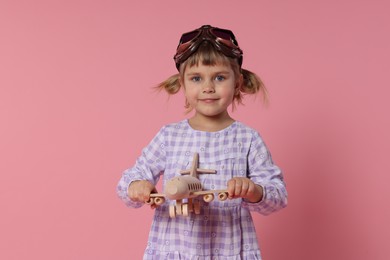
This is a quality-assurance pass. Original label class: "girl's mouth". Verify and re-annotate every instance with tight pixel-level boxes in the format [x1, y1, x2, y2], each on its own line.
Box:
[199, 98, 218, 103]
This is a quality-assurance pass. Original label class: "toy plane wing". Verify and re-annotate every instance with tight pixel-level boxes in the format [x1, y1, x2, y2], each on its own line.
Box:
[192, 189, 229, 202]
[192, 189, 228, 196]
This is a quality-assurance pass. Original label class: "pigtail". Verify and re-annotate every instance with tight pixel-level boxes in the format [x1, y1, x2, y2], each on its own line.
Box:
[238, 68, 269, 106]
[155, 73, 193, 112]
[155, 73, 181, 94]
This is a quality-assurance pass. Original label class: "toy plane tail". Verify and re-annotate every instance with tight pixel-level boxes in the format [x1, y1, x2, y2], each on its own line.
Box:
[180, 153, 216, 177]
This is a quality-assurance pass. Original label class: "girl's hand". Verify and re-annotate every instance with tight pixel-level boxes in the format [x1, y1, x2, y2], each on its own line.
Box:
[227, 177, 263, 203]
[128, 180, 156, 204]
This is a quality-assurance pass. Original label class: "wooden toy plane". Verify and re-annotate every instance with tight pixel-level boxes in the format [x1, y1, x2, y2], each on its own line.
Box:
[147, 153, 229, 218]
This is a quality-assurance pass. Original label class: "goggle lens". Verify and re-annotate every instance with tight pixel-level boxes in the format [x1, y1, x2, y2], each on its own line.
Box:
[174, 25, 243, 70]
[211, 29, 236, 44]
[180, 31, 200, 44]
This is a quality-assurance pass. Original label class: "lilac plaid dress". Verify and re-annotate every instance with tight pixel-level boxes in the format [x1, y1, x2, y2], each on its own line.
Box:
[117, 120, 287, 259]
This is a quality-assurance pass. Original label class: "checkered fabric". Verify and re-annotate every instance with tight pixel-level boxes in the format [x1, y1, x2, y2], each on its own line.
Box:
[117, 120, 287, 259]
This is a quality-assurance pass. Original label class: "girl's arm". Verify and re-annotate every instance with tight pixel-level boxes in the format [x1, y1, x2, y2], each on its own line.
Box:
[116, 127, 166, 208]
[242, 131, 288, 215]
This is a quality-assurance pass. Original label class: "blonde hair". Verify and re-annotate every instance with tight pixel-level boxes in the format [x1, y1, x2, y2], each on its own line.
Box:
[156, 42, 268, 110]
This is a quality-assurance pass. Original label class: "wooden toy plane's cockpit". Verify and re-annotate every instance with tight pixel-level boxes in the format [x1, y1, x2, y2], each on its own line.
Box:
[147, 153, 229, 218]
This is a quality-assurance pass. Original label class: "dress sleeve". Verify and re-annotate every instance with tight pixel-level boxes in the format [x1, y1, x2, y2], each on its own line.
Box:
[116, 126, 167, 208]
[242, 131, 288, 215]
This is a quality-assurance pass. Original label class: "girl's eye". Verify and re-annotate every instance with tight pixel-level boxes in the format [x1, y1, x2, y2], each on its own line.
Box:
[215, 75, 225, 81]
[191, 76, 201, 82]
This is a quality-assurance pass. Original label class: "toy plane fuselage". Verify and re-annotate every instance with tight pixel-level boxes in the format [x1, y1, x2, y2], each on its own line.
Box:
[164, 175, 202, 200]
[147, 153, 228, 217]
[164, 152, 218, 200]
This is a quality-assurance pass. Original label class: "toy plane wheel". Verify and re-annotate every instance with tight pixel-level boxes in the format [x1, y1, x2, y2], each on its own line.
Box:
[203, 193, 214, 202]
[218, 192, 228, 201]
[176, 201, 183, 215]
[169, 205, 176, 218]
[146, 198, 154, 205]
[182, 204, 189, 217]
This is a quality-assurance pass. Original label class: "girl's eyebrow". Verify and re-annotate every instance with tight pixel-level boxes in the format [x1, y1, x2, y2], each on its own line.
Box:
[185, 72, 200, 77]
[214, 70, 231, 74]
[185, 70, 231, 76]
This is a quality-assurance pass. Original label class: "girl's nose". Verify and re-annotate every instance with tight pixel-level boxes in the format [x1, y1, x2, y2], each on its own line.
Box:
[202, 81, 215, 93]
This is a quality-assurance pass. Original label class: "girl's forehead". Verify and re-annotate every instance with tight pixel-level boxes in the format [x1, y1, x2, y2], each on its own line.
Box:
[187, 62, 232, 71]
[185, 57, 232, 70]
[184, 60, 233, 73]
[180, 50, 240, 76]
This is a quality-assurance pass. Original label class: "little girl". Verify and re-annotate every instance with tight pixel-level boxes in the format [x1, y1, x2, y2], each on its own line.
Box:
[117, 25, 287, 259]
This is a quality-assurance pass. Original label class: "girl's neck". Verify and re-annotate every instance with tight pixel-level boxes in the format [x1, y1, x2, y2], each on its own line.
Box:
[188, 113, 235, 132]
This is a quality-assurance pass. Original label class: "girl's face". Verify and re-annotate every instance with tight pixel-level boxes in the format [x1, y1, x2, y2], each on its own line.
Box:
[181, 62, 241, 122]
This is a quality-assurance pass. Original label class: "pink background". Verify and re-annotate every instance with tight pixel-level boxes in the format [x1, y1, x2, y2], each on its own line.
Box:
[1, 1, 389, 259]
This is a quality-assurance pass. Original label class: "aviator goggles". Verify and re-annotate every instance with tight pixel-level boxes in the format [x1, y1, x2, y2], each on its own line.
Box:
[174, 25, 243, 70]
